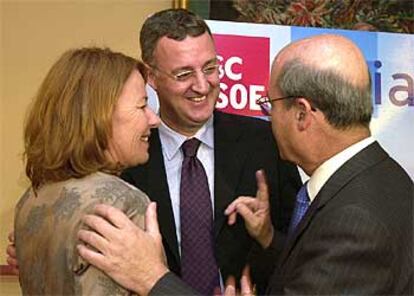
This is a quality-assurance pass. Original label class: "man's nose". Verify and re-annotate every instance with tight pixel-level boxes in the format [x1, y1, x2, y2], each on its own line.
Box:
[191, 71, 210, 94]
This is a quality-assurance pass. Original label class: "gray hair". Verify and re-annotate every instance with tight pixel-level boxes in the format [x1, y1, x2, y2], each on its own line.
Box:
[140, 8, 212, 65]
[277, 59, 372, 129]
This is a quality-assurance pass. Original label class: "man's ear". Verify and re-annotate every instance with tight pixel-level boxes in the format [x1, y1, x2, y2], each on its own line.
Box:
[146, 65, 157, 90]
[295, 98, 314, 131]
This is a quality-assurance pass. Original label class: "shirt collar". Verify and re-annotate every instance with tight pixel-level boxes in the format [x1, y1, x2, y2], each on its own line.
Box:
[307, 136, 375, 202]
[158, 115, 214, 161]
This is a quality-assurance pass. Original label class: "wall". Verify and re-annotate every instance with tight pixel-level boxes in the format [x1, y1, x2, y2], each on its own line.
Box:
[0, 1, 171, 294]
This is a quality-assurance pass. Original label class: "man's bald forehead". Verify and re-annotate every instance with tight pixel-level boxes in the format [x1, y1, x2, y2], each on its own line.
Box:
[273, 34, 370, 88]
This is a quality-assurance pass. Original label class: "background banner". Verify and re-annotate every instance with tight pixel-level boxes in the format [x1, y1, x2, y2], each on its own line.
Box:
[149, 20, 413, 180]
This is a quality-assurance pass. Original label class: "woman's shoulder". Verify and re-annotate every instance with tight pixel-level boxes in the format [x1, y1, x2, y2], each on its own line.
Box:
[81, 172, 150, 215]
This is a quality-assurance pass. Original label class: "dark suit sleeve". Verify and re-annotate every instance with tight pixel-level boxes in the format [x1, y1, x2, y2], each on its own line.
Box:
[150, 272, 199, 296]
[280, 205, 397, 295]
[248, 230, 287, 287]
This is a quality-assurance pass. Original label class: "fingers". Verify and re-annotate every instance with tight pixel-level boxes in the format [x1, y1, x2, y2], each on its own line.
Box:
[82, 214, 117, 241]
[256, 170, 269, 203]
[146, 203, 168, 265]
[227, 212, 237, 226]
[6, 239, 19, 275]
[224, 266, 253, 296]
[77, 229, 109, 255]
[224, 275, 236, 296]
[225, 197, 257, 215]
[225, 197, 257, 226]
[77, 244, 106, 271]
[8, 231, 15, 244]
[6, 243, 17, 258]
[240, 265, 253, 296]
[6, 256, 18, 267]
[145, 202, 159, 236]
[93, 204, 132, 229]
[235, 203, 256, 226]
[225, 170, 268, 216]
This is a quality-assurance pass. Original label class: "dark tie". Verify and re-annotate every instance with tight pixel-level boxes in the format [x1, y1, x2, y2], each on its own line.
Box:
[180, 138, 220, 295]
[288, 182, 310, 236]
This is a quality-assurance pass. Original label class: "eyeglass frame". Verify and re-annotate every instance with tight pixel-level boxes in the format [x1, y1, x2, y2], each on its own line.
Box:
[150, 62, 220, 83]
[256, 95, 316, 116]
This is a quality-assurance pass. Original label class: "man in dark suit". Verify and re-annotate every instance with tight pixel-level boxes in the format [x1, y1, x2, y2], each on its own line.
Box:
[105, 8, 301, 294]
[5, 9, 300, 293]
[76, 33, 413, 295]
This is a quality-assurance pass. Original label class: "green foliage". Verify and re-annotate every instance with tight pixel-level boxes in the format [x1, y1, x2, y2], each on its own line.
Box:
[233, 0, 413, 33]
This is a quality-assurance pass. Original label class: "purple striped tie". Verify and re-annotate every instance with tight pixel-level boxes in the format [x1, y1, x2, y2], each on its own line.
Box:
[180, 138, 220, 295]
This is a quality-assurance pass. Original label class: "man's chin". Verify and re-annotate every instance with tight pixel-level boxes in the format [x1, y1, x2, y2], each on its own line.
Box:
[189, 114, 212, 126]
[187, 106, 215, 124]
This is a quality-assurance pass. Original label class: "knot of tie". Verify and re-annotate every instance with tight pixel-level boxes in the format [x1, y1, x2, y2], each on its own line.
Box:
[181, 138, 201, 158]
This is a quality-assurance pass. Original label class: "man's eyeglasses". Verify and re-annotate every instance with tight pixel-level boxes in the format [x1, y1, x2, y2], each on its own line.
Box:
[256, 96, 300, 116]
[152, 63, 220, 82]
[256, 95, 316, 116]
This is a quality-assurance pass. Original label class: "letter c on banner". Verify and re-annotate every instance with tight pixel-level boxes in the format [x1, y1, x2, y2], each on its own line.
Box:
[225, 56, 242, 81]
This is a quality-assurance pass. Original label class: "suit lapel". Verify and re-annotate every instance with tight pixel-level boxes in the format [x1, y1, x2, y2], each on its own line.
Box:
[279, 142, 389, 267]
[213, 112, 246, 238]
[147, 129, 180, 265]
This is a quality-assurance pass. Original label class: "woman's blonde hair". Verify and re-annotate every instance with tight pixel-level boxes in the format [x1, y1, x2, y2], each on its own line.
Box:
[24, 47, 147, 190]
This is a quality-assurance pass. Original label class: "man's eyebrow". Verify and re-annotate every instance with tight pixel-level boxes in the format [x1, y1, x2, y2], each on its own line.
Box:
[171, 58, 219, 73]
[203, 58, 218, 66]
[171, 66, 193, 73]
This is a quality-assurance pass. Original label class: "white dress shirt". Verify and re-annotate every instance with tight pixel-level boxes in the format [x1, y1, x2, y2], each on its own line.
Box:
[158, 115, 215, 253]
[307, 137, 375, 202]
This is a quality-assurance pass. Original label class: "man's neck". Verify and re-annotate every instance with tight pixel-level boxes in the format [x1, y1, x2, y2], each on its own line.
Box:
[303, 126, 371, 175]
[159, 118, 199, 137]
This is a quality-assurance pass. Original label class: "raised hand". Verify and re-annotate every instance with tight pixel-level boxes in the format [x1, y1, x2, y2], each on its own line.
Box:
[77, 202, 168, 295]
[6, 231, 19, 276]
[225, 170, 274, 248]
[224, 265, 254, 296]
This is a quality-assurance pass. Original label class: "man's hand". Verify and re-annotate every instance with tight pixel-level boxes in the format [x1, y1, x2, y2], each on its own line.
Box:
[224, 265, 253, 296]
[225, 170, 274, 248]
[6, 231, 19, 276]
[77, 202, 168, 295]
